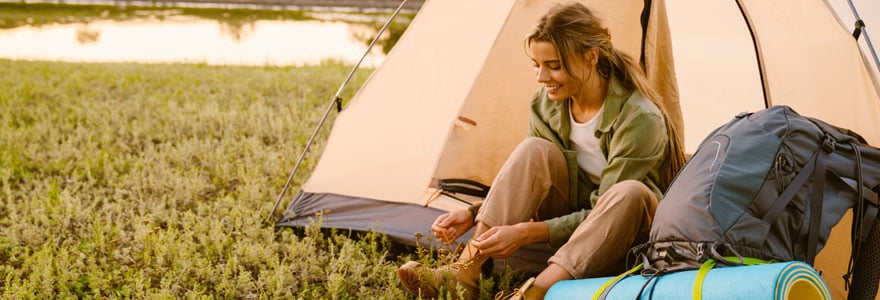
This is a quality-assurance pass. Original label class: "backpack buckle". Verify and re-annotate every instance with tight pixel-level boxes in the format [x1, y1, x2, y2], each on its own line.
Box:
[822, 134, 836, 152]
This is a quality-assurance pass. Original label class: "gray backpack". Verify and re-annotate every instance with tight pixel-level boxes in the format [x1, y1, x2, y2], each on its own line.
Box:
[631, 105, 880, 299]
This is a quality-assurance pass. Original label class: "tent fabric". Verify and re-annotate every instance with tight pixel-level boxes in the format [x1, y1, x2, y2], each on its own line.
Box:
[281, 191, 555, 273]
[669, 0, 880, 151]
[283, 191, 450, 244]
[743, 0, 880, 145]
[279, 0, 662, 275]
[296, 0, 660, 210]
[826, 0, 880, 90]
[278, 0, 880, 298]
[666, 2, 880, 297]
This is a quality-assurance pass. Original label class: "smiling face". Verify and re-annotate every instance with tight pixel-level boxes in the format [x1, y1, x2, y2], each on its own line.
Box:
[529, 40, 583, 102]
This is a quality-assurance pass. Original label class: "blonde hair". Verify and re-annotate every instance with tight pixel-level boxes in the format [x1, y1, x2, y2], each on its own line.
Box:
[526, 2, 685, 188]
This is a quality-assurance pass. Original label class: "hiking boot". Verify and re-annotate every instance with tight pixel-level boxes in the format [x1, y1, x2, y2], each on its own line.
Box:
[397, 241, 487, 299]
[506, 277, 542, 300]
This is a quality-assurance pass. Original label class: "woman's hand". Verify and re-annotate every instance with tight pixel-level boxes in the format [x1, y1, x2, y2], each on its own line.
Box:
[431, 209, 474, 245]
[471, 222, 548, 259]
[471, 224, 529, 259]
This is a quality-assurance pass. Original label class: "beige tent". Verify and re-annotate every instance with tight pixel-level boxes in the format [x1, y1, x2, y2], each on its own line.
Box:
[278, 0, 880, 298]
[279, 0, 670, 276]
[668, 2, 880, 299]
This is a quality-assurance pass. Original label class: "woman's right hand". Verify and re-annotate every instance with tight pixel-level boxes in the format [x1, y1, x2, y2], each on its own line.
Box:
[431, 209, 474, 245]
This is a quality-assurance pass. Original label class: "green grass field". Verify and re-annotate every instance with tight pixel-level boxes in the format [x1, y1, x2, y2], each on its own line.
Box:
[0, 59, 522, 299]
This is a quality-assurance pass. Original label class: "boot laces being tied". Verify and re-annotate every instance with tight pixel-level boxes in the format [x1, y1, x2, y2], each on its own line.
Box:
[397, 241, 487, 299]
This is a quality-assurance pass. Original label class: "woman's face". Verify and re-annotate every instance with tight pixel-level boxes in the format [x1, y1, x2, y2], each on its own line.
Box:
[529, 40, 579, 101]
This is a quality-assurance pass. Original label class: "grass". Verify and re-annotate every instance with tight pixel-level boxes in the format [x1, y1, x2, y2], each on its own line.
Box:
[0, 59, 525, 299]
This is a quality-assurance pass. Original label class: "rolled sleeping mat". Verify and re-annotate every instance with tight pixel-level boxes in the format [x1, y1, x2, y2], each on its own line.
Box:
[545, 261, 830, 300]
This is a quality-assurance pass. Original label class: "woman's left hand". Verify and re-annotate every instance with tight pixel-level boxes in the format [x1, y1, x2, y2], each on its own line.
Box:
[470, 224, 530, 259]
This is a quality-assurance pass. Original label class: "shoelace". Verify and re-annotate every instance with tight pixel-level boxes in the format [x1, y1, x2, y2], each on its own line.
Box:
[494, 289, 519, 300]
[493, 277, 535, 300]
[448, 245, 484, 271]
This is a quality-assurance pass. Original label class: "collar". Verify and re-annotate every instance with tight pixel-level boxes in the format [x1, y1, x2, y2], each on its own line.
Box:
[597, 75, 634, 133]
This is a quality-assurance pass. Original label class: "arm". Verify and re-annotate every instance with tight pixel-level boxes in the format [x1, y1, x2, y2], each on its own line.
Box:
[592, 112, 667, 205]
[471, 221, 550, 259]
[431, 209, 475, 245]
[544, 209, 591, 248]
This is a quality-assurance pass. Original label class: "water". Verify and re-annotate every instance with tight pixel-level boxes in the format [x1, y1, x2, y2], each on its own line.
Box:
[0, 3, 412, 67]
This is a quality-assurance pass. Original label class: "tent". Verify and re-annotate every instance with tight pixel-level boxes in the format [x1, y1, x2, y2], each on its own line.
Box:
[667, 2, 880, 299]
[277, 0, 880, 298]
[278, 0, 672, 275]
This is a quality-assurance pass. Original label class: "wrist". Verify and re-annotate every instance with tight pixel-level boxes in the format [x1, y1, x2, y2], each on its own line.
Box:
[515, 221, 549, 244]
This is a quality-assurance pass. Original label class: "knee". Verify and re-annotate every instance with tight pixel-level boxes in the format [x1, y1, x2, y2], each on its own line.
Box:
[599, 180, 656, 211]
[510, 137, 558, 161]
[518, 137, 557, 152]
[608, 180, 652, 198]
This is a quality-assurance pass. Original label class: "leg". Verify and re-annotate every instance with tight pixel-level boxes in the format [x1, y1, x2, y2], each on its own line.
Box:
[473, 137, 571, 272]
[398, 137, 572, 299]
[476, 137, 572, 227]
[547, 180, 658, 280]
[529, 263, 571, 298]
[511, 181, 657, 299]
[508, 264, 571, 300]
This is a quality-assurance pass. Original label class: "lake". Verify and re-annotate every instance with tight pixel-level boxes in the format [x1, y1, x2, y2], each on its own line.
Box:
[0, 2, 414, 67]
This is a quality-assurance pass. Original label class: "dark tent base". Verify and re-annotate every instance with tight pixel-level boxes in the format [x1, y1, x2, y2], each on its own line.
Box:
[276, 190, 551, 274]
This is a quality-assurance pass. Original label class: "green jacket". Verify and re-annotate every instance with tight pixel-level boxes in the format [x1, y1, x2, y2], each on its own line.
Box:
[528, 77, 669, 248]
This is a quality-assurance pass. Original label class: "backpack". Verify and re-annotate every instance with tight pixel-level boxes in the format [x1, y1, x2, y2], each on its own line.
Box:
[630, 105, 880, 299]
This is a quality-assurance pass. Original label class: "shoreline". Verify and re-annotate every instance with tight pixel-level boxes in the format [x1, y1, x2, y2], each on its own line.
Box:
[4, 0, 426, 12]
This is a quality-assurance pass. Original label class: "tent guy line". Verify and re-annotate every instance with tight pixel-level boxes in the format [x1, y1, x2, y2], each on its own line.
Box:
[266, 0, 409, 224]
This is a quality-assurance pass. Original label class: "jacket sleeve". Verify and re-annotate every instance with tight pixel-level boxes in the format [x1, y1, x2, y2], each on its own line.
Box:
[545, 208, 590, 248]
[527, 110, 543, 138]
[592, 112, 667, 206]
[528, 91, 558, 142]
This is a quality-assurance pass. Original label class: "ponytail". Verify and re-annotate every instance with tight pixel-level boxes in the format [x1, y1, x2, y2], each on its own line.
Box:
[605, 48, 686, 189]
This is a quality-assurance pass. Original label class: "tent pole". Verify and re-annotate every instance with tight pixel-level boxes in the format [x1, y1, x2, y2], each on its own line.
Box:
[847, 0, 880, 85]
[266, 0, 410, 224]
[735, 0, 771, 108]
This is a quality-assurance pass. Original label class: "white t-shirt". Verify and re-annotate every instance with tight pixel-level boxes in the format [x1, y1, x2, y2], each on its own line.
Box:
[569, 103, 607, 184]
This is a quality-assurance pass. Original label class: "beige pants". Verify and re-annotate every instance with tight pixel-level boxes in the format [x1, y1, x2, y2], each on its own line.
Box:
[475, 137, 658, 278]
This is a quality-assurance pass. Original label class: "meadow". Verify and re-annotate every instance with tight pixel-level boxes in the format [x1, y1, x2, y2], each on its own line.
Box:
[0, 59, 522, 299]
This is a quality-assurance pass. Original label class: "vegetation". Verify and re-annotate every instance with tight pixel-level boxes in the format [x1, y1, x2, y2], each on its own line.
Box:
[0, 2, 307, 29]
[0, 59, 525, 299]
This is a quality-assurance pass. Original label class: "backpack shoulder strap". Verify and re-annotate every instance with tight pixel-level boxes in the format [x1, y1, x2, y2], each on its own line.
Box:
[806, 135, 834, 265]
[761, 149, 821, 224]
[760, 134, 833, 265]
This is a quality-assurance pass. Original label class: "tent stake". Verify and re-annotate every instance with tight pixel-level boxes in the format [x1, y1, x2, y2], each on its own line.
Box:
[267, 0, 410, 224]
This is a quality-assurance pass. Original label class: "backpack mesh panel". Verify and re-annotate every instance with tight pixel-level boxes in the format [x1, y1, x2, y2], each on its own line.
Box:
[849, 218, 880, 299]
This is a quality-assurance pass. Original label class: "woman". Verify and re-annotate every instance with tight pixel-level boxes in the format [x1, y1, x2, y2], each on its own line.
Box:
[397, 2, 686, 299]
